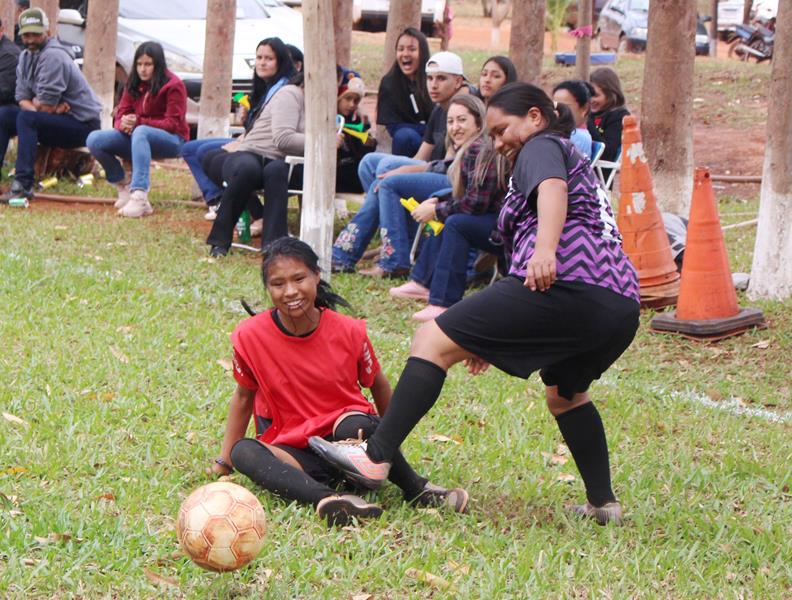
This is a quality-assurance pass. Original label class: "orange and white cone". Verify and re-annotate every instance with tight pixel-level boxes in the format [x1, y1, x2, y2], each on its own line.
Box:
[650, 168, 765, 339]
[617, 115, 680, 308]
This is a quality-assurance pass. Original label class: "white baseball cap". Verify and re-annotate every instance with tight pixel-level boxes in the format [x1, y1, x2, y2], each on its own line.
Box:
[425, 51, 465, 78]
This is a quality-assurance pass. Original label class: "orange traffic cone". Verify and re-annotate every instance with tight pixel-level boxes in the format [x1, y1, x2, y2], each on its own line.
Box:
[651, 168, 765, 339]
[617, 115, 680, 308]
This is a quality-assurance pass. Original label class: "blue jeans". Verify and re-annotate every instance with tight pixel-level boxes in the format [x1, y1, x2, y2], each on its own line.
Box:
[411, 212, 502, 307]
[387, 123, 425, 157]
[332, 153, 423, 269]
[0, 106, 99, 189]
[376, 173, 451, 272]
[180, 137, 231, 203]
[87, 126, 184, 191]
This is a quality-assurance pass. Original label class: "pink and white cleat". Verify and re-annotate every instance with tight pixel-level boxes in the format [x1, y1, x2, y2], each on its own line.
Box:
[308, 436, 391, 490]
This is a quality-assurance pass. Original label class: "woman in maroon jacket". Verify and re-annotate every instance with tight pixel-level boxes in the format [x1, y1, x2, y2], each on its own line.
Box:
[87, 41, 189, 218]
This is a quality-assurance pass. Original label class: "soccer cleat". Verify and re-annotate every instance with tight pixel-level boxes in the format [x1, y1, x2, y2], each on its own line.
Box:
[209, 245, 228, 259]
[568, 501, 623, 526]
[315, 494, 383, 527]
[410, 482, 469, 514]
[308, 436, 391, 490]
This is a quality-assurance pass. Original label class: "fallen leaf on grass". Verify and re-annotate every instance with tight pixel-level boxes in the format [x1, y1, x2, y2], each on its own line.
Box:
[54, 225, 68, 230]
[556, 444, 569, 456]
[556, 472, 576, 483]
[217, 359, 233, 371]
[2, 467, 28, 476]
[751, 340, 770, 349]
[116, 325, 133, 334]
[97, 492, 116, 502]
[109, 346, 129, 364]
[447, 559, 470, 575]
[3, 412, 29, 427]
[22, 558, 37, 567]
[427, 433, 463, 445]
[541, 452, 568, 466]
[405, 568, 456, 592]
[351, 594, 373, 600]
[144, 569, 179, 588]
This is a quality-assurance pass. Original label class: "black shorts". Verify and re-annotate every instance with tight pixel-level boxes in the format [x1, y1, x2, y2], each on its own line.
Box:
[435, 276, 640, 400]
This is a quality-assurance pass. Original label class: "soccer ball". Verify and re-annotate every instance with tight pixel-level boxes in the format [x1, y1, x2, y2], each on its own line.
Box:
[176, 481, 267, 572]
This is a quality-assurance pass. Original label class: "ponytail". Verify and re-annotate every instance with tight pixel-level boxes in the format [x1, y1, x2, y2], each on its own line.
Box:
[261, 237, 351, 311]
[488, 81, 576, 139]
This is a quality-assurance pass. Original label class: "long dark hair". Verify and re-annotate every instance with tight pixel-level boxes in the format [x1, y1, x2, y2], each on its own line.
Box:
[589, 67, 625, 113]
[385, 27, 431, 110]
[251, 37, 296, 107]
[553, 79, 592, 111]
[482, 55, 518, 86]
[126, 41, 169, 98]
[261, 238, 350, 311]
[488, 82, 576, 139]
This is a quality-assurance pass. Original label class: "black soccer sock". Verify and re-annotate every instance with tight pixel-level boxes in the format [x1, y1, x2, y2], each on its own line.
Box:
[555, 402, 617, 507]
[334, 414, 428, 499]
[365, 357, 447, 464]
[231, 439, 335, 508]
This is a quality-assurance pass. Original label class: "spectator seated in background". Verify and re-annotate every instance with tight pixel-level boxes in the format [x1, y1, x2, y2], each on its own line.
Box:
[477, 55, 517, 104]
[86, 42, 188, 218]
[180, 37, 296, 221]
[12, 0, 28, 48]
[389, 95, 510, 322]
[0, 17, 20, 107]
[553, 80, 593, 158]
[376, 27, 433, 157]
[204, 73, 306, 258]
[0, 8, 101, 203]
[587, 67, 629, 163]
[336, 76, 376, 193]
[331, 51, 468, 278]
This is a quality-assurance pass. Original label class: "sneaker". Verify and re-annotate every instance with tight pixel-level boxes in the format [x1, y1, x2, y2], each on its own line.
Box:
[389, 280, 430, 301]
[203, 202, 220, 221]
[315, 494, 383, 527]
[410, 482, 469, 514]
[568, 501, 623, 526]
[411, 304, 447, 322]
[113, 181, 131, 209]
[119, 189, 153, 218]
[308, 436, 391, 490]
[0, 180, 34, 204]
[209, 245, 228, 259]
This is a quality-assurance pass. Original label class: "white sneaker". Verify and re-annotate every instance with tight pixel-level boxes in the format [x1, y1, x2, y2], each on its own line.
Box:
[119, 189, 153, 218]
[114, 181, 131, 209]
[204, 203, 220, 221]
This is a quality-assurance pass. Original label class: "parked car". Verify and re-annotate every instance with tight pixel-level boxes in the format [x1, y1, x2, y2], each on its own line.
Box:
[352, 0, 446, 36]
[717, 0, 777, 37]
[597, 0, 711, 55]
[57, 0, 304, 119]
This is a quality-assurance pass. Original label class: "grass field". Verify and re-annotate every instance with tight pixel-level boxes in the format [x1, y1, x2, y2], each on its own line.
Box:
[0, 193, 790, 598]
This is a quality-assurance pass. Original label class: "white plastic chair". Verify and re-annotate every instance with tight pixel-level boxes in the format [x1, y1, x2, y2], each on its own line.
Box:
[593, 147, 622, 191]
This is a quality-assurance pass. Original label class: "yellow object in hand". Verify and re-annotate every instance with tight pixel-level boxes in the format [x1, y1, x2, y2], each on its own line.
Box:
[399, 197, 444, 235]
[342, 126, 369, 144]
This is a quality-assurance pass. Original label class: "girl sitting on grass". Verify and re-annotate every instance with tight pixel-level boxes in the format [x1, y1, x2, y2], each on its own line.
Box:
[309, 82, 640, 527]
[210, 238, 468, 526]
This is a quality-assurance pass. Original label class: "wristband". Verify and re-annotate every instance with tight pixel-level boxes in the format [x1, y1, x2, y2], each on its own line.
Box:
[214, 457, 234, 473]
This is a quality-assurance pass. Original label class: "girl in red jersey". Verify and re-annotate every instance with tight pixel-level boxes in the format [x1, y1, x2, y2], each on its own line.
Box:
[210, 238, 467, 526]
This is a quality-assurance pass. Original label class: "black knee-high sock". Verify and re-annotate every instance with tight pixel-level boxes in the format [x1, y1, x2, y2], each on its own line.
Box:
[231, 439, 335, 508]
[335, 414, 428, 499]
[555, 402, 616, 507]
[365, 357, 447, 463]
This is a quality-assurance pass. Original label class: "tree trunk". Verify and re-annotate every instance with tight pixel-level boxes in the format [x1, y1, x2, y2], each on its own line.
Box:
[38, 0, 59, 37]
[709, 0, 718, 56]
[640, 0, 695, 216]
[742, 0, 751, 24]
[197, 0, 236, 139]
[575, 0, 592, 80]
[490, 0, 510, 48]
[748, 0, 792, 299]
[301, 0, 338, 275]
[1, 1, 15, 41]
[509, 0, 545, 83]
[83, 0, 119, 129]
[333, 0, 352, 67]
[383, 0, 421, 76]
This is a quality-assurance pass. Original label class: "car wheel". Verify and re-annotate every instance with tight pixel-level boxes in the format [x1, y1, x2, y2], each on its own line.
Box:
[617, 35, 629, 54]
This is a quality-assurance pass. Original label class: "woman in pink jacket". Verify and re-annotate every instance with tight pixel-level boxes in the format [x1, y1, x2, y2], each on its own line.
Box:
[87, 41, 189, 218]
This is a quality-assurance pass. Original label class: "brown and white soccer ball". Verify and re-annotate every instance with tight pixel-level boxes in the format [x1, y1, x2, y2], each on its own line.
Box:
[176, 481, 267, 572]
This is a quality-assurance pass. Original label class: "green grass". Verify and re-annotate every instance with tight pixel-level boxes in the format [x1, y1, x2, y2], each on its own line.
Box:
[1, 190, 790, 598]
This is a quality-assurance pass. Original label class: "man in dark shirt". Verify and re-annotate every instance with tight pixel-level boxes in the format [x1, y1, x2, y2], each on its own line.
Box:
[13, 0, 29, 48]
[418, 51, 467, 162]
[0, 18, 21, 106]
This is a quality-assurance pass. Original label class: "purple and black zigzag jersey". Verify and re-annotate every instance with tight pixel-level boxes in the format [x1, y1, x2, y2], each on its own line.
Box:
[498, 133, 640, 303]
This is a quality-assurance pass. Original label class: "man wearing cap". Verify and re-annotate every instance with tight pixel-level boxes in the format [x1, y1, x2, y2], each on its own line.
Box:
[0, 7, 101, 203]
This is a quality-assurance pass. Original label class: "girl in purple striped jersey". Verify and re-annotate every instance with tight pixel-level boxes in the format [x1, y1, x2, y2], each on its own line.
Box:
[309, 82, 640, 527]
